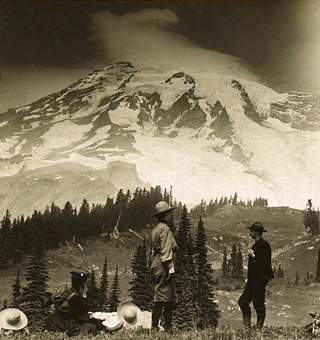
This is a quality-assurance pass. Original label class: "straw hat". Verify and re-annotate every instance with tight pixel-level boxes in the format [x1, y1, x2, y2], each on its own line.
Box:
[0, 308, 28, 330]
[117, 302, 143, 328]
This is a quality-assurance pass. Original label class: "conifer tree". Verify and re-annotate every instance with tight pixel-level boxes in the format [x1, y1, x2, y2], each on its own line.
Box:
[109, 265, 121, 312]
[222, 246, 228, 278]
[98, 256, 109, 311]
[78, 199, 91, 240]
[129, 238, 153, 311]
[11, 218, 24, 264]
[294, 271, 300, 285]
[303, 199, 320, 236]
[174, 205, 197, 330]
[235, 246, 244, 280]
[316, 248, 320, 283]
[229, 243, 238, 278]
[12, 268, 22, 308]
[0, 209, 12, 268]
[1, 296, 8, 311]
[194, 217, 220, 328]
[87, 268, 99, 311]
[20, 232, 50, 331]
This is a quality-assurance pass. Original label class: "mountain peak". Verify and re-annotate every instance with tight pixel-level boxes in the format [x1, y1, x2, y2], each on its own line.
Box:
[1, 61, 319, 216]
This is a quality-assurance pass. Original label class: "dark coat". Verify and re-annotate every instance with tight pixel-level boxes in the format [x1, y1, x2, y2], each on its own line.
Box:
[45, 287, 99, 336]
[248, 237, 274, 284]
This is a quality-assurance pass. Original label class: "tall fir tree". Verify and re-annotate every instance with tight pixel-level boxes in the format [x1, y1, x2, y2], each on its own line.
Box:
[303, 199, 320, 236]
[1, 296, 8, 311]
[194, 217, 220, 328]
[87, 268, 99, 311]
[12, 268, 22, 308]
[222, 246, 228, 278]
[235, 246, 244, 280]
[109, 265, 121, 312]
[316, 248, 320, 283]
[20, 232, 50, 331]
[78, 199, 91, 240]
[174, 205, 197, 330]
[129, 238, 153, 311]
[98, 256, 109, 311]
[229, 243, 238, 278]
[0, 209, 12, 268]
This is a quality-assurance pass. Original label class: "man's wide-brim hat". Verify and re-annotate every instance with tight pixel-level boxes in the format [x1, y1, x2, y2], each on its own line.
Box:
[70, 267, 91, 277]
[117, 302, 143, 328]
[0, 308, 28, 330]
[152, 201, 176, 217]
[246, 221, 268, 233]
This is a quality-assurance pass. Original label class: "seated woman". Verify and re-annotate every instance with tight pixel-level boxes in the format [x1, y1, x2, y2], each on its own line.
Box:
[46, 268, 103, 336]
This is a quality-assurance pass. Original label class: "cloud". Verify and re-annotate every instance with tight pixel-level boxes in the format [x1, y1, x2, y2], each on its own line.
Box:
[91, 9, 260, 82]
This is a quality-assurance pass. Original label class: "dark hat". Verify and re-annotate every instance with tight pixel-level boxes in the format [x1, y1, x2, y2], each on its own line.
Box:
[246, 222, 268, 233]
[70, 267, 91, 277]
[152, 201, 176, 217]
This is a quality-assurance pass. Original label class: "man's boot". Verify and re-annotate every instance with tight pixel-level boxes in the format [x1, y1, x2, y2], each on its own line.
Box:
[163, 302, 174, 334]
[256, 314, 265, 329]
[151, 302, 164, 331]
[243, 315, 251, 329]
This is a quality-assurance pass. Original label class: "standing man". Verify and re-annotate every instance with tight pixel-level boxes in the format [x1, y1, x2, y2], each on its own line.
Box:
[150, 201, 177, 334]
[238, 222, 274, 329]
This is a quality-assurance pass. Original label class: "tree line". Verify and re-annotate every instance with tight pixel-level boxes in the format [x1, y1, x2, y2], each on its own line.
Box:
[1, 204, 220, 332]
[190, 193, 268, 218]
[0, 185, 185, 268]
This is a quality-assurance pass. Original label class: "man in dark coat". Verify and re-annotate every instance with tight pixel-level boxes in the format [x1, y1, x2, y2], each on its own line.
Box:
[238, 222, 274, 329]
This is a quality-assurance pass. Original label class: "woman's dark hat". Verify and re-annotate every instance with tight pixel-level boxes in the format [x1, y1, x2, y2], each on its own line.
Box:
[70, 267, 91, 277]
[152, 201, 176, 217]
[246, 222, 268, 232]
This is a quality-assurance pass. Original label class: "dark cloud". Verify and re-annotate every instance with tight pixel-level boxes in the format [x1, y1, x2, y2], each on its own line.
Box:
[0, 1, 319, 112]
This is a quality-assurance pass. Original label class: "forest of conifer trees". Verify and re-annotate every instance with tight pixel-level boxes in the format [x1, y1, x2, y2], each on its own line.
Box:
[1, 197, 221, 332]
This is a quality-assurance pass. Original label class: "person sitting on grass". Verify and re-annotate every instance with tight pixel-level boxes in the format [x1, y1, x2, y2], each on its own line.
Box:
[45, 268, 104, 336]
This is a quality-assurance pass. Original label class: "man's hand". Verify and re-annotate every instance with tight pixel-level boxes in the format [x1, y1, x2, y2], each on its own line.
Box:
[166, 267, 175, 282]
[247, 249, 255, 258]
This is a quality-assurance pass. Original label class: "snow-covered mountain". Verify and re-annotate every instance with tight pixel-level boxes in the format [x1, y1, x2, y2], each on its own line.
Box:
[1, 61, 319, 217]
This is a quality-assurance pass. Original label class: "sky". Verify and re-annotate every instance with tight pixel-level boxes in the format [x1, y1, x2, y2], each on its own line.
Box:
[1, 0, 320, 112]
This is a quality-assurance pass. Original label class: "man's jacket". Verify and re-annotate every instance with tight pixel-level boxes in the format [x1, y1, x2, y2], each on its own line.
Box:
[248, 237, 274, 284]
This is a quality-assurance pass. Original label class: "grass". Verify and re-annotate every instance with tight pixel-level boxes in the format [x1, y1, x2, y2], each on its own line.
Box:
[0, 326, 316, 340]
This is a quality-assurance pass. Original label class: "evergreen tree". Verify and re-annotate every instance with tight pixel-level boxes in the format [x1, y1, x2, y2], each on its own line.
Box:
[222, 246, 228, 278]
[0, 209, 12, 268]
[109, 265, 121, 312]
[12, 268, 22, 308]
[316, 248, 320, 283]
[174, 205, 197, 330]
[194, 217, 220, 329]
[303, 199, 320, 236]
[235, 246, 244, 280]
[87, 268, 99, 311]
[294, 271, 300, 285]
[61, 201, 76, 242]
[229, 243, 238, 278]
[98, 256, 109, 311]
[11, 218, 24, 264]
[1, 296, 8, 311]
[129, 238, 153, 311]
[78, 199, 91, 240]
[20, 232, 50, 331]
